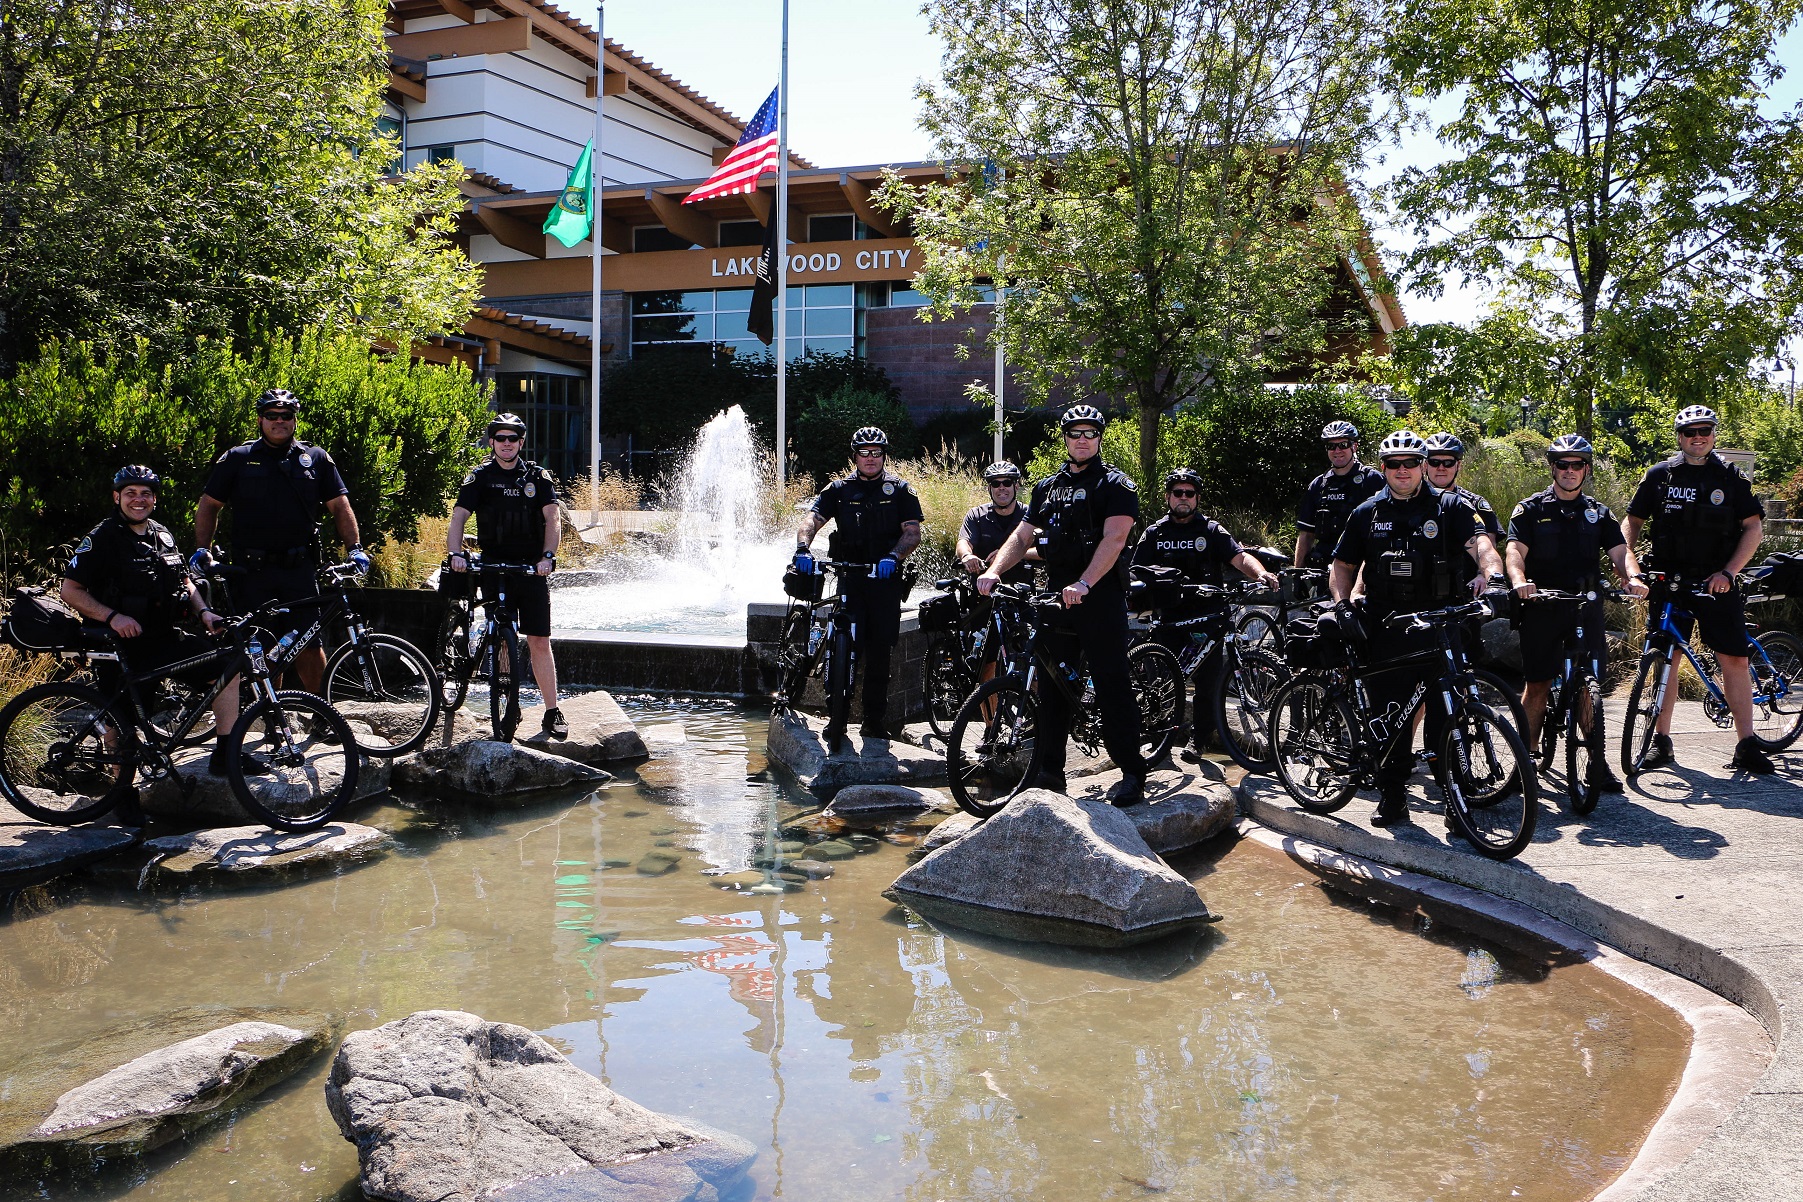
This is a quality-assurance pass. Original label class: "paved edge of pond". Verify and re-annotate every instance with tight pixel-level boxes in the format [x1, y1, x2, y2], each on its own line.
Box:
[1233, 699, 1803, 1202]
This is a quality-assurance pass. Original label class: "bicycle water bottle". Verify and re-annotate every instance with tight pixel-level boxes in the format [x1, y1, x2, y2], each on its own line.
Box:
[270, 630, 299, 663]
[247, 637, 267, 675]
[808, 626, 823, 656]
[973, 628, 987, 654]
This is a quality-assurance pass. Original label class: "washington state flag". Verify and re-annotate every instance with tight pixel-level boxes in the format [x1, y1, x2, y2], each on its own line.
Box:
[543, 140, 594, 248]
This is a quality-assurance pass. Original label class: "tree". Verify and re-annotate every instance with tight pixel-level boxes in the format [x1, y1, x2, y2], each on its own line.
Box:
[1384, 0, 1803, 439]
[877, 0, 1387, 482]
[0, 0, 480, 375]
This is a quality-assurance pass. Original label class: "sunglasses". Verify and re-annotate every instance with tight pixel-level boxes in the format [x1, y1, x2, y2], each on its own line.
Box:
[1425, 457, 1460, 469]
[1324, 441, 1354, 452]
[261, 410, 297, 420]
[855, 448, 885, 457]
[1065, 429, 1101, 440]
[1167, 488, 1198, 498]
[492, 433, 522, 443]
[1552, 459, 1588, 471]
[1382, 457, 1424, 470]
[988, 479, 1019, 488]
[1678, 426, 1715, 438]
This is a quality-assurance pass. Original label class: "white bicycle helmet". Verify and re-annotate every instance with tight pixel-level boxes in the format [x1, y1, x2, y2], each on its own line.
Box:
[1376, 430, 1428, 460]
[1672, 405, 1717, 431]
[1321, 420, 1359, 442]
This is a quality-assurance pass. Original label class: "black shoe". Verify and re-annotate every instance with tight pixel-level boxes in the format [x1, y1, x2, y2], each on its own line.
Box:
[108, 787, 146, 829]
[210, 750, 273, 777]
[1106, 774, 1146, 807]
[542, 707, 569, 739]
[822, 724, 848, 754]
[1731, 737, 1776, 775]
[1029, 770, 1068, 794]
[1588, 766, 1625, 794]
[1371, 784, 1411, 828]
[859, 719, 893, 741]
[1641, 733, 1675, 771]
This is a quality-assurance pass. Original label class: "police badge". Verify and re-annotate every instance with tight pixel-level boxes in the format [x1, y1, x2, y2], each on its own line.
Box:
[1710, 488, 1725, 506]
[883, 482, 894, 495]
[525, 482, 536, 498]
[1422, 519, 1439, 539]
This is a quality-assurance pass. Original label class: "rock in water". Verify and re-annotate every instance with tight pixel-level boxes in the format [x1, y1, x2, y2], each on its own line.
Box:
[0, 799, 137, 891]
[518, 690, 648, 765]
[1118, 774, 1237, 856]
[138, 823, 390, 882]
[393, 740, 610, 800]
[140, 748, 390, 826]
[766, 711, 946, 797]
[325, 1010, 755, 1202]
[824, 783, 956, 820]
[884, 790, 1214, 948]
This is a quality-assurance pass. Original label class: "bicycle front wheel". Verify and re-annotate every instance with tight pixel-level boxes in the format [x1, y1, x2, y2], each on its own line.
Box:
[1565, 674, 1605, 816]
[1268, 675, 1359, 813]
[923, 631, 975, 739]
[1235, 608, 1278, 651]
[946, 678, 1039, 818]
[1442, 702, 1537, 860]
[825, 625, 855, 732]
[0, 682, 134, 824]
[225, 690, 359, 832]
[774, 605, 814, 707]
[323, 634, 441, 757]
[488, 623, 523, 743]
[1749, 629, 1803, 751]
[1210, 646, 1288, 774]
[1621, 647, 1671, 777]
[1129, 642, 1185, 765]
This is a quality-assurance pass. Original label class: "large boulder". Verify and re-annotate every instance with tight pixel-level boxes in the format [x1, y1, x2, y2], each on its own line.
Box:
[823, 783, 956, 821]
[0, 799, 137, 891]
[325, 1010, 755, 1202]
[518, 690, 648, 766]
[766, 711, 946, 797]
[329, 700, 477, 753]
[139, 748, 390, 826]
[137, 823, 390, 883]
[884, 790, 1216, 948]
[393, 740, 610, 801]
[0, 1006, 336, 1170]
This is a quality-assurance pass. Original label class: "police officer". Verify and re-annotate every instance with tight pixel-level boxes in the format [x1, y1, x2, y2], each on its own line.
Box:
[62, 466, 245, 782]
[979, 404, 1148, 805]
[194, 389, 367, 693]
[1333, 430, 1504, 828]
[1423, 433, 1503, 587]
[956, 461, 1037, 586]
[792, 427, 923, 750]
[1295, 420, 1384, 570]
[1623, 406, 1772, 773]
[1132, 467, 1277, 664]
[447, 413, 566, 739]
[1507, 435, 1648, 784]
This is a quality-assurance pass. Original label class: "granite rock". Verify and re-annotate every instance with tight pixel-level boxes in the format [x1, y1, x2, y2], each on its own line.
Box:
[393, 740, 610, 800]
[518, 690, 648, 765]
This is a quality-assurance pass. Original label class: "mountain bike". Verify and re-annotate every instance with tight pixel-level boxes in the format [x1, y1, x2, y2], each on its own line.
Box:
[435, 558, 540, 743]
[1267, 596, 1540, 860]
[772, 560, 882, 738]
[945, 583, 1185, 818]
[0, 603, 360, 832]
[1135, 579, 1288, 774]
[1233, 564, 1323, 655]
[1519, 587, 1625, 816]
[918, 574, 1028, 739]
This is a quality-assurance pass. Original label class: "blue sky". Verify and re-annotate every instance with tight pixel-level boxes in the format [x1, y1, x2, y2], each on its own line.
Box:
[603, 1, 1803, 337]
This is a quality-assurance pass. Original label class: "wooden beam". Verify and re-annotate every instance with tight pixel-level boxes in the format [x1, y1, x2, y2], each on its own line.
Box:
[466, 314, 592, 363]
[439, 0, 477, 21]
[742, 189, 771, 226]
[645, 190, 717, 248]
[840, 175, 900, 237]
[585, 72, 626, 98]
[387, 18, 530, 60]
[472, 202, 546, 258]
[386, 71, 427, 103]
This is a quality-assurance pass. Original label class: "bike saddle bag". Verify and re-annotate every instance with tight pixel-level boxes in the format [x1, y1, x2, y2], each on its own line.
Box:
[3, 586, 88, 652]
[1129, 564, 1187, 611]
[782, 567, 824, 602]
[436, 559, 472, 599]
[916, 591, 959, 632]
[1286, 600, 1360, 670]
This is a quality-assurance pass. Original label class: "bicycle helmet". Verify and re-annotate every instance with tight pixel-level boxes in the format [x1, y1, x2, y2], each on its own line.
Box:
[1163, 467, 1203, 491]
[1321, 420, 1359, 442]
[1545, 434, 1594, 463]
[1376, 430, 1428, 460]
[982, 460, 1022, 483]
[256, 388, 300, 414]
[487, 412, 527, 438]
[1060, 403, 1106, 432]
[1673, 405, 1718, 431]
[1424, 432, 1465, 458]
[112, 464, 160, 491]
[850, 426, 889, 450]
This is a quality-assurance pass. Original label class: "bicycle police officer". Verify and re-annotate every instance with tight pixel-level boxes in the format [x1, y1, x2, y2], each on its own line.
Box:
[1133, 467, 1277, 667]
[979, 404, 1149, 805]
[62, 465, 244, 783]
[1507, 435, 1647, 782]
[792, 427, 923, 750]
[193, 388, 367, 692]
[1295, 420, 1383, 571]
[1332, 430, 1504, 828]
[957, 461, 1037, 586]
[1623, 405, 1772, 774]
[447, 412, 567, 740]
[1423, 433, 1503, 583]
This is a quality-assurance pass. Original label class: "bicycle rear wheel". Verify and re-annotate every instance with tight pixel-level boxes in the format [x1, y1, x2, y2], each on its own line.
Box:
[225, 690, 358, 832]
[1621, 647, 1671, 777]
[1441, 702, 1537, 859]
[1565, 674, 1606, 816]
[435, 603, 475, 713]
[1210, 646, 1287, 774]
[1236, 608, 1278, 651]
[0, 682, 134, 824]
[1129, 642, 1184, 765]
[1268, 675, 1359, 814]
[1749, 629, 1803, 751]
[323, 633, 441, 757]
[488, 624, 523, 743]
[774, 604, 814, 708]
[946, 678, 1039, 818]
[923, 631, 975, 739]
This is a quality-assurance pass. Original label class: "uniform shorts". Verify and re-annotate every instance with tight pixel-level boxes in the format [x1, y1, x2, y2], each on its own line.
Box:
[1650, 586, 1751, 658]
[1518, 599, 1607, 682]
[480, 570, 551, 638]
[97, 628, 222, 697]
[231, 565, 321, 620]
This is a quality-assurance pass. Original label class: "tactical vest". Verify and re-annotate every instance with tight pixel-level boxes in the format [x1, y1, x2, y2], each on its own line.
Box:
[1035, 469, 1104, 571]
[1140, 517, 1227, 587]
[1361, 493, 1460, 612]
[1522, 493, 1607, 591]
[99, 520, 189, 623]
[229, 441, 329, 552]
[475, 461, 549, 553]
[1649, 460, 1742, 576]
[1305, 464, 1381, 566]
[825, 474, 907, 564]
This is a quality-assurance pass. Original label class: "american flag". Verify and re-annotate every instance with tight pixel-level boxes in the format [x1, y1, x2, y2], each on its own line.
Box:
[683, 87, 780, 204]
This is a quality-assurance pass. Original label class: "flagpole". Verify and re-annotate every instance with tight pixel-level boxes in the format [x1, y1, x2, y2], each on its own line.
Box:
[589, 1, 605, 528]
[994, 255, 1005, 463]
[773, 0, 791, 493]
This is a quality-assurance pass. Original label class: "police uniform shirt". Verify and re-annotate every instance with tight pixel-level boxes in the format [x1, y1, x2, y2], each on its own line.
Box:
[1132, 514, 1242, 588]
[1297, 463, 1384, 549]
[1627, 452, 1761, 576]
[1508, 487, 1625, 593]
[455, 459, 559, 561]
[1025, 459, 1139, 590]
[202, 438, 348, 553]
[65, 515, 188, 626]
[811, 471, 924, 565]
[1334, 486, 1483, 613]
[960, 502, 1034, 585]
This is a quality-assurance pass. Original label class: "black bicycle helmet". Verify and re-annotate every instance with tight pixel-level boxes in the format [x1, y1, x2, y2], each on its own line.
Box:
[1424, 432, 1465, 458]
[112, 464, 160, 491]
[1321, 420, 1359, 442]
[1163, 467, 1203, 491]
[850, 426, 889, 450]
[256, 388, 301, 413]
[488, 412, 527, 438]
[1545, 433, 1594, 463]
[1060, 403, 1106, 432]
[982, 460, 1022, 483]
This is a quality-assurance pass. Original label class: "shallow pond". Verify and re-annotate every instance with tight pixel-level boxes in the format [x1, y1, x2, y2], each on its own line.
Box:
[0, 698, 1689, 1201]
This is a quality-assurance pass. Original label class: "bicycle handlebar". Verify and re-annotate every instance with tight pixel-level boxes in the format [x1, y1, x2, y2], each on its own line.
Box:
[1522, 586, 1628, 605]
[1381, 596, 1499, 631]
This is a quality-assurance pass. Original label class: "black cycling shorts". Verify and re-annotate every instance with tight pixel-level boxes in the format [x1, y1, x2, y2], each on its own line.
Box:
[480, 571, 551, 638]
[1517, 599, 1607, 683]
[1651, 587, 1751, 658]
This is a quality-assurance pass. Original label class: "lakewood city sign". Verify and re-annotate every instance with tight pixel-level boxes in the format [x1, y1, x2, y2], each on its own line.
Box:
[711, 246, 914, 279]
[479, 237, 924, 297]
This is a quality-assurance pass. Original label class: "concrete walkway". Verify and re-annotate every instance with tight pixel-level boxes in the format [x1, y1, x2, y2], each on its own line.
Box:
[1237, 700, 1802, 1201]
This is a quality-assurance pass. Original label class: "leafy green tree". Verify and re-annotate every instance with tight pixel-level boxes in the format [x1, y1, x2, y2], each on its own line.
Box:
[792, 387, 919, 485]
[0, 0, 480, 375]
[877, 0, 1388, 484]
[1384, 0, 1803, 439]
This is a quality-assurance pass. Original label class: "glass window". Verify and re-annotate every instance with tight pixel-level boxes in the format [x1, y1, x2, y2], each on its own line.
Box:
[715, 289, 753, 312]
[805, 284, 855, 308]
[633, 313, 710, 342]
[887, 287, 929, 308]
[632, 225, 694, 253]
[806, 307, 854, 337]
[857, 282, 889, 308]
[808, 214, 854, 242]
[715, 310, 753, 341]
[804, 336, 854, 357]
[427, 145, 457, 164]
[631, 291, 709, 315]
[719, 220, 764, 247]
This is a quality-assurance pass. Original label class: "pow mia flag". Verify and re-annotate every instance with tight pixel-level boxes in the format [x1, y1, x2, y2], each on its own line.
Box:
[747, 214, 779, 346]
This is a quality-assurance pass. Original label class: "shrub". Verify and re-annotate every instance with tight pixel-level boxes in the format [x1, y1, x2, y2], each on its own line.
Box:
[792, 386, 919, 485]
[889, 451, 986, 582]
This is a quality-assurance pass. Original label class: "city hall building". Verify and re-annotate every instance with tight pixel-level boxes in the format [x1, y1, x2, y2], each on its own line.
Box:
[385, 0, 1406, 476]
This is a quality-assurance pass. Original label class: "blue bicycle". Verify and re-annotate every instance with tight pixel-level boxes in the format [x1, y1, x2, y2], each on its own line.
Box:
[1621, 572, 1803, 776]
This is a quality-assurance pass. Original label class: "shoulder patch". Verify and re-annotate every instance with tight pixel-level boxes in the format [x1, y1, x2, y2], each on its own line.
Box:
[1510, 501, 1529, 520]
[461, 470, 477, 486]
[74, 536, 92, 554]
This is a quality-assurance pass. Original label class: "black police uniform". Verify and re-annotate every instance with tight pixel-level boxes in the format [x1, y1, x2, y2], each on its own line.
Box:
[1335, 486, 1484, 788]
[1131, 512, 1242, 649]
[1446, 483, 1502, 573]
[455, 458, 560, 638]
[1297, 463, 1383, 569]
[65, 515, 212, 690]
[1024, 457, 1147, 780]
[1508, 487, 1626, 682]
[811, 469, 924, 730]
[1626, 452, 1761, 657]
[960, 503, 1036, 586]
[202, 438, 348, 615]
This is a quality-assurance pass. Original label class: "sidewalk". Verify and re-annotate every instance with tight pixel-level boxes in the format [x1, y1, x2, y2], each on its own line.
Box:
[1237, 700, 1802, 1201]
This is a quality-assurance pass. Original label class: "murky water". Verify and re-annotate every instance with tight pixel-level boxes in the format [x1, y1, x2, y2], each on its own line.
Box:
[0, 698, 1688, 1201]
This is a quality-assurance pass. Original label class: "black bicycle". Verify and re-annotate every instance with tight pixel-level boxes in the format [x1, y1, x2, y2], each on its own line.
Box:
[772, 560, 882, 736]
[1267, 597, 1540, 860]
[945, 583, 1185, 818]
[918, 574, 1027, 739]
[1519, 587, 1625, 816]
[0, 604, 360, 832]
[436, 558, 540, 743]
[1235, 566, 1328, 655]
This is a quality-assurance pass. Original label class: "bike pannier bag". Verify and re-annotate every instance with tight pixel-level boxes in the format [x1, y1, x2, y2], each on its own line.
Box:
[436, 560, 472, 599]
[1750, 551, 1803, 596]
[1129, 564, 1187, 610]
[3, 587, 85, 652]
[783, 566, 824, 602]
[916, 591, 958, 632]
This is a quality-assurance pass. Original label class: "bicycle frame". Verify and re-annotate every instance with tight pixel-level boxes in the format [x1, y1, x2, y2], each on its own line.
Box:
[1642, 580, 1793, 718]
